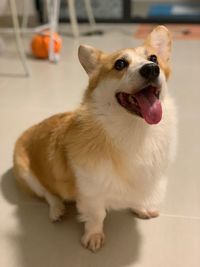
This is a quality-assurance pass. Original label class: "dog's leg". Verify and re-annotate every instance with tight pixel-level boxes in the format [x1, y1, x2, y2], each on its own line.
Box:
[44, 191, 66, 222]
[131, 207, 159, 219]
[77, 198, 106, 252]
[17, 170, 66, 222]
[131, 177, 167, 219]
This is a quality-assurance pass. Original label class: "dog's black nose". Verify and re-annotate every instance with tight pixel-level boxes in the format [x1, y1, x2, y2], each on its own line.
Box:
[139, 63, 160, 80]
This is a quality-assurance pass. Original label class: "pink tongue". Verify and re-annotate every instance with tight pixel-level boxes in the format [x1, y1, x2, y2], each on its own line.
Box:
[134, 88, 162, 124]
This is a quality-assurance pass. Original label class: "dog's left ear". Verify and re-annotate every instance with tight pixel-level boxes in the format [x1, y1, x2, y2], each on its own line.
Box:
[146, 25, 172, 62]
[78, 45, 102, 75]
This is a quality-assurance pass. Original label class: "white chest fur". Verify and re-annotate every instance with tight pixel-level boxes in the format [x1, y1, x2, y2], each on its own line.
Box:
[75, 129, 169, 211]
[74, 94, 177, 211]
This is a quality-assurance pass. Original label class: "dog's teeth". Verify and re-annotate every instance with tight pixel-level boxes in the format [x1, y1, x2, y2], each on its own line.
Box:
[129, 95, 136, 105]
[128, 95, 133, 103]
[155, 89, 160, 96]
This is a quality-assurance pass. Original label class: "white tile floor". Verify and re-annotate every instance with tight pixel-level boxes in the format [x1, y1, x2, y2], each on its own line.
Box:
[0, 24, 200, 267]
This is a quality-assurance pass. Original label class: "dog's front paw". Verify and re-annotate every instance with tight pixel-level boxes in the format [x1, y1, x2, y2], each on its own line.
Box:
[81, 232, 105, 252]
[132, 208, 159, 220]
[49, 201, 66, 222]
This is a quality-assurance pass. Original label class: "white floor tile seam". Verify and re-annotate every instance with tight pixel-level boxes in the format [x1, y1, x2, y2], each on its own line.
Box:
[160, 213, 200, 220]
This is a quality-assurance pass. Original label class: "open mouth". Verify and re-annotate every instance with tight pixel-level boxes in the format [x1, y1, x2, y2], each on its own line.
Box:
[116, 85, 162, 125]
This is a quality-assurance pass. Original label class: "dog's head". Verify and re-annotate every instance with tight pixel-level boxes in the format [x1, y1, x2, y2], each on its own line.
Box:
[78, 26, 172, 125]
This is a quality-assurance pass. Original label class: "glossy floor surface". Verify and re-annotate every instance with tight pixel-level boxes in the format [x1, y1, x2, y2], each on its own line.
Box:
[0, 24, 200, 267]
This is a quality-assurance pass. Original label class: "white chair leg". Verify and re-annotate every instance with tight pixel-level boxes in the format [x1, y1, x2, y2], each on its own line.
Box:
[83, 0, 96, 30]
[9, 0, 30, 76]
[48, 0, 60, 63]
[67, 0, 79, 38]
[21, 0, 29, 30]
[46, 0, 51, 22]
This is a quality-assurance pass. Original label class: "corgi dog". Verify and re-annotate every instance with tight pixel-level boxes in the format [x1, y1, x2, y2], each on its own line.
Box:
[13, 26, 177, 252]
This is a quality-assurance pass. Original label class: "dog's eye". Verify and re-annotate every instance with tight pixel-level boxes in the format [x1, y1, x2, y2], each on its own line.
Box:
[148, 54, 158, 64]
[114, 59, 128, 71]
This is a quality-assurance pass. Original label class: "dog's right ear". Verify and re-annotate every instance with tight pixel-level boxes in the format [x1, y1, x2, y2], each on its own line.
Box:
[78, 45, 102, 75]
[145, 26, 172, 62]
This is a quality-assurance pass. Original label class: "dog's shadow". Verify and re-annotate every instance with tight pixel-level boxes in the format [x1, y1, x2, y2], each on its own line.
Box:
[1, 169, 142, 267]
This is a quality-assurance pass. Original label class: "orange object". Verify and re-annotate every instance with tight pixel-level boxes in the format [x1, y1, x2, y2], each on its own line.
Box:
[31, 31, 62, 59]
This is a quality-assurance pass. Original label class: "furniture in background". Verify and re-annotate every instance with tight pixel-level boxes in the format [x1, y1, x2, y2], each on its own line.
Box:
[22, 0, 96, 62]
[26, 0, 96, 37]
[0, 0, 30, 76]
[37, 0, 199, 24]
[21, 0, 61, 63]
[0, 0, 96, 77]
[67, 0, 96, 37]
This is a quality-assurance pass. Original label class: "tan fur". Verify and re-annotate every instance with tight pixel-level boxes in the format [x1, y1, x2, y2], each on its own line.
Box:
[13, 107, 121, 199]
[14, 112, 77, 200]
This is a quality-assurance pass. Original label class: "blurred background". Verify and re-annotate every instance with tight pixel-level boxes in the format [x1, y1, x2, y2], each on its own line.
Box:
[0, 1, 200, 267]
